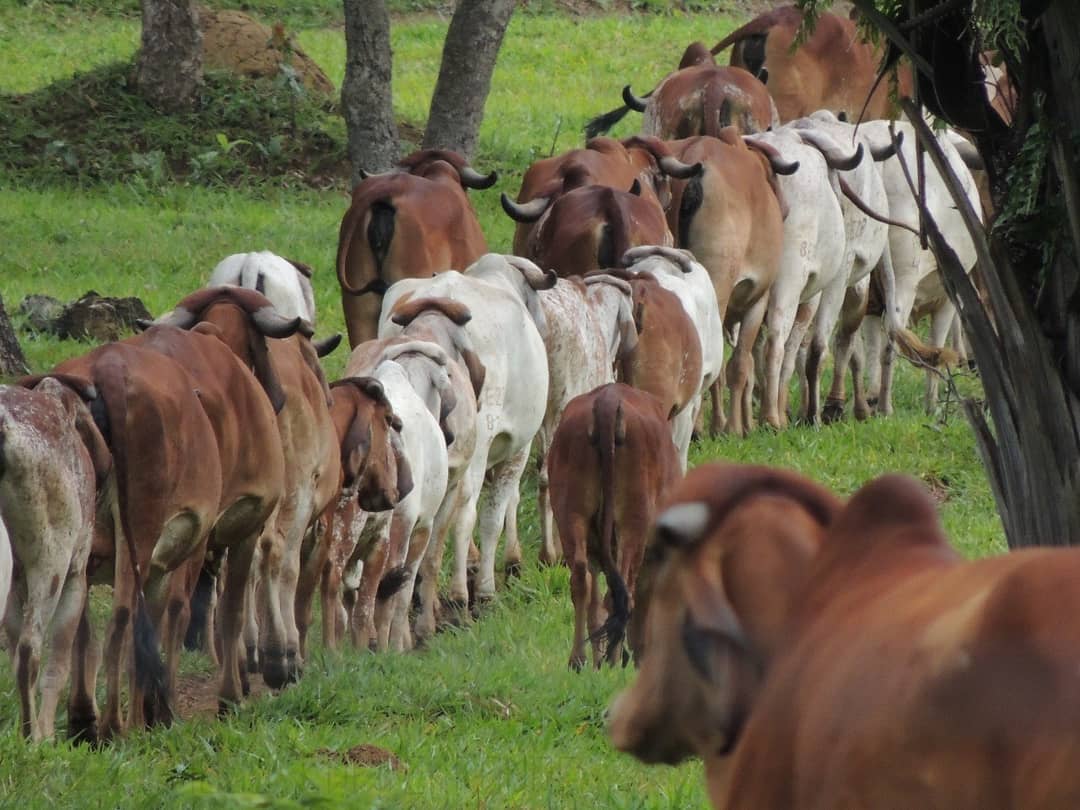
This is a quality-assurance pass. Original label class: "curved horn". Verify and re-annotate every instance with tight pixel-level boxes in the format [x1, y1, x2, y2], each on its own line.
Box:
[742, 136, 800, 175]
[622, 85, 648, 112]
[582, 273, 633, 295]
[358, 168, 394, 181]
[655, 501, 711, 549]
[459, 166, 498, 190]
[621, 245, 698, 275]
[504, 255, 558, 290]
[500, 193, 552, 223]
[382, 339, 449, 366]
[390, 296, 473, 328]
[252, 306, 309, 339]
[153, 307, 198, 329]
[658, 155, 704, 179]
[869, 129, 903, 161]
[797, 129, 864, 171]
[313, 333, 343, 358]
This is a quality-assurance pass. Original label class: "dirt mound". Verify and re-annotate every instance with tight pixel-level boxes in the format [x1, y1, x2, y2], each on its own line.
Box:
[316, 744, 407, 771]
[200, 8, 334, 95]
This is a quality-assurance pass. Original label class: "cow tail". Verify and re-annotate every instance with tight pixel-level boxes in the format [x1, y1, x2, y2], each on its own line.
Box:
[367, 200, 395, 284]
[597, 188, 629, 271]
[96, 356, 170, 725]
[592, 392, 631, 665]
[679, 174, 704, 248]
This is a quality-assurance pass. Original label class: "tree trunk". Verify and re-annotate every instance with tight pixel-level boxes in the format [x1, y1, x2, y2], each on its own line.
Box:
[136, 0, 202, 112]
[342, 0, 400, 184]
[422, 0, 516, 159]
[0, 296, 28, 378]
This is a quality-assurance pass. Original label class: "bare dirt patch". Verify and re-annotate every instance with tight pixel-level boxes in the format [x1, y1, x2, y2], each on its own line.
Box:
[175, 670, 275, 719]
[316, 744, 407, 771]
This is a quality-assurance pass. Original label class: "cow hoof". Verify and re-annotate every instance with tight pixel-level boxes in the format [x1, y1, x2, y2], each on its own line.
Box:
[471, 595, 495, 620]
[822, 400, 845, 424]
[504, 560, 522, 579]
[217, 698, 240, 718]
[568, 656, 585, 672]
[261, 659, 290, 690]
[245, 646, 259, 674]
[67, 712, 98, 746]
[537, 549, 559, 567]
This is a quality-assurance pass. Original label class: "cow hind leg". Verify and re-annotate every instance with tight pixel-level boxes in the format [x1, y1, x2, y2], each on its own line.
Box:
[565, 515, 591, 672]
[67, 597, 101, 744]
[36, 567, 88, 741]
[217, 534, 257, 715]
[475, 445, 531, 599]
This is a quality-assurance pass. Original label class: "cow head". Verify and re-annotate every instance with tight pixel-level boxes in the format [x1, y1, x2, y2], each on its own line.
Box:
[390, 296, 487, 403]
[394, 149, 498, 190]
[154, 287, 313, 413]
[608, 463, 841, 766]
[329, 377, 413, 512]
[621, 135, 703, 210]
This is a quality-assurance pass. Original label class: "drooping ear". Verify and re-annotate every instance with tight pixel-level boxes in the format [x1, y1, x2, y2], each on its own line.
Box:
[247, 328, 287, 414]
[192, 321, 225, 340]
[389, 428, 414, 502]
[452, 331, 486, 403]
[341, 410, 372, 490]
[432, 366, 458, 446]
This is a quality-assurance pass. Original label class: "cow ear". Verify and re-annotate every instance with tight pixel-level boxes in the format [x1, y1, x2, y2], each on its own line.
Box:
[342, 417, 372, 489]
[389, 429, 414, 501]
[248, 329, 287, 414]
[385, 411, 404, 432]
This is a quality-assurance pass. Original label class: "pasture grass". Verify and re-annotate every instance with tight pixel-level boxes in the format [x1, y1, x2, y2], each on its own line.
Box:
[0, 4, 1004, 808]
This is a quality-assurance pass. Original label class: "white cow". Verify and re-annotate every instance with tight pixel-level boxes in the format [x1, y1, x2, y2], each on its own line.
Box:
[209, 251, 317, 324]
[0, 513, 10, 634]
[622, 245, 723, 464]
[742, 128, 849, 429]
[857, 119, 983, 414]
[1, 378, 105, 741]
[380, 254, 550, 602]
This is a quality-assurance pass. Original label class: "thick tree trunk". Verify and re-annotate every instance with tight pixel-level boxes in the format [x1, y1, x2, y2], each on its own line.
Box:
[136, 0, 202, 112]
[421, 0, 516, 159]
[0, 296, 28, 378]
[342, 0, 400, 184]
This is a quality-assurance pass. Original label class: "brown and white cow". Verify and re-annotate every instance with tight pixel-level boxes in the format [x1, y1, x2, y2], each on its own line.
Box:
[622, 64, 778, 141]
[1, 378, 107, 740]
[711, 5, 913, 124]
[53, 343, 224, 739]
[153, 287, 341, 688]
[527, 184, 674, 278]
[336, 149, 496, 346]
[611, 464, 1080, 809]
[501, 136, 701, 257]
[549, 383, 681, 671]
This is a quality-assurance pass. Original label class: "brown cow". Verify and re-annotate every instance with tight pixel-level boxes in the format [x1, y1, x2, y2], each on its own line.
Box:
[52, 344, 224, 739]
[529, 185, 673, 278]
[712, 5, 913, 123]
[319, 376, 413, 650]
[622, 65, 777, 140]
[611, 465, 1080, 809]
[501, 136, 702, 256]
[549, 383, 681, 671]
[336, 149, 496, 347]
[153, 287, 341, 688]
[665, 130, 791, 435]
[127, 321, 288, 710]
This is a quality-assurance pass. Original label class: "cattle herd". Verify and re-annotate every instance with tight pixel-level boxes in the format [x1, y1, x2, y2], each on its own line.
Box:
[5, 3, 1077, 807]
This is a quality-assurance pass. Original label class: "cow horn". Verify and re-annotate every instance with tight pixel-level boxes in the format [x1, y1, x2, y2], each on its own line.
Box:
[869, 129, 902, 161]
[358, 168, 394, 181]
[382, 340, 449, 366]
[622, 85, 648, 112]
[313, 333, 343, 358]
[154, 306, 198, 329]
[655, 501, 711, 548]
[252, 306, 308, 339]
[505, 255, 558, 290]
[797, 129, 864, 171]
[658, 155, 704, 179]
[134, 318, 154, 332]
[622, 245, 698, 275]
[500, 193, 552, 223]
[458, 166, 498, 190]
[582, 273, 633, 295]
[742, 136, 800, 175]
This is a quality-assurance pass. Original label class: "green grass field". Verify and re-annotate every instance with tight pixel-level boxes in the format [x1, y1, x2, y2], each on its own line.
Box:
[0, 3, 1003, 807]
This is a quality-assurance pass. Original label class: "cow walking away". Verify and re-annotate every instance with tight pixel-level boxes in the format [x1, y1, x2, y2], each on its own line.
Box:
[549, 383, 681, 671]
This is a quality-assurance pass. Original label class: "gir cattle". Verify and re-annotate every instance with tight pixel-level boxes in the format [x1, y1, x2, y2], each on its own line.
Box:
[528, 184, 674, 278]
[1, 378, 107, 741]
[711, 5, 912, 123]
[613, 465, 1080, 810]
[336, 149, 496, 346]
[549, 383, 681, 671]
[153, 287, 341, 688]
[663, 130, 791, 434]
[622, 64, 778, 141]
[53, 343, 223, 739]
[379, 254, 551, 603]
[209, 251, 317, 324]
[502, 136, 701, 257]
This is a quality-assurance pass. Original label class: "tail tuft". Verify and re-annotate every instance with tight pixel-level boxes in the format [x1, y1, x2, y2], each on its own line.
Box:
[893, 327, 960, 369]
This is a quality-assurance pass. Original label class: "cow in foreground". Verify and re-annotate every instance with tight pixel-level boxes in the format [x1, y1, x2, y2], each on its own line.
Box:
[610, 463, 1080, 809]
[209, 251, 317, 324]
[336, 149, 496, 346]
[549, 383, 680, 671]
[1, 378, 108, 740]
